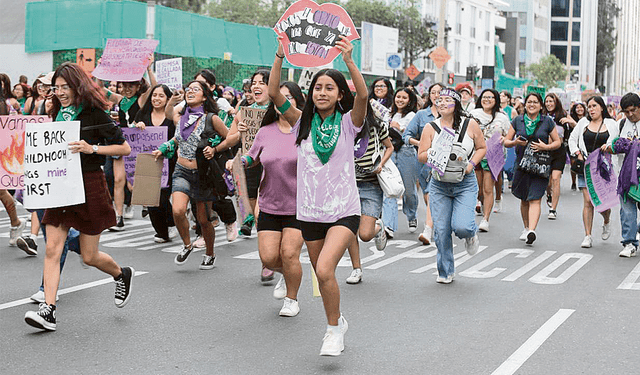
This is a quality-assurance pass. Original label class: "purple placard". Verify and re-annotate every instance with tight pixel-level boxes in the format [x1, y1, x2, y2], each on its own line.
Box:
[121, 127, 169, 188]
[92, 39, 158, 82]
[584, 150, 619, 213]
[608, 95, 622, 108]
[485, 132, 505, 181]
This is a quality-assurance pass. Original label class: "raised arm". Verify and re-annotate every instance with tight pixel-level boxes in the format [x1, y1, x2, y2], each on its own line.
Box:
[269, 37, 302, 126]
[138, 54, 157, 107]
[337, 35, 367, 128]
[165, 90, 184, 125]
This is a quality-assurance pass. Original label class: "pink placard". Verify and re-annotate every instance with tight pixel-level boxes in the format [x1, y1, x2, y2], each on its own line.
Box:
[485, 132, 505, 181]
[0, 115, 51, 189]
[92, 39, 158, 82]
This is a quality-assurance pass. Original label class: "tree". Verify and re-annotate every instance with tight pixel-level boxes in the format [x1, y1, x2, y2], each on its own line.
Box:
[525, 55, 567, 88]
[595, 0, 621, 90]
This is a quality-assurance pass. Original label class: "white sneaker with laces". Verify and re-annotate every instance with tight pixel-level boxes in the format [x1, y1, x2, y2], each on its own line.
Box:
[580, 235, 593, 248]
[123, 205, 134, 219]
[320, 316, 348, 356]
[373, 219, 387, 250]
[226, 222, 238, 242]
[602, 223, 611, 240]
[273, 276, 287, 299]
[436, 274, 454, 284]
[478, 219, 489, 232]
[168, 226, 179, 239]
[346, 268, 363, 284]
[493, 200, 502, 213]
[418, 225, 432, 245]
[519, 228, 529, 241]
[465, 234, 479, 255]
[9, 219, 26, 246]
[30, 290, 59, 303]
[619, 243, 637, 258]
[279, 297, 300, 317]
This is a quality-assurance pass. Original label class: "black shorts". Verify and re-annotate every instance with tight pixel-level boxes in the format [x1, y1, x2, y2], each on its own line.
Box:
[245, 165, 263, 199]
[299, 215, 360, 242]
[550, 144, 567, 171]
[257, 211, 300, 232]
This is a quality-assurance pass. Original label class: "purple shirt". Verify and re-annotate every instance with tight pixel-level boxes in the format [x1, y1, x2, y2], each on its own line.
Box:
[295, 111, 362, 223]
[247, 121, 297, 215]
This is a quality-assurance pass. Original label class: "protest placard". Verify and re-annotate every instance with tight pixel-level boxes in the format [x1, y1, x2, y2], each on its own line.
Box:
[527, 85, 546, 99]
[240, 107, 267, 155]
[513, 87, 524, 97]
[608, 95, 622, 108]
[130, 154, 163, 207]
[0, 115, 51, 189]
[274, 0, 360, 67]
[23, 121, 84, 209]
[557, 93, 571, 112]
[298, 67, 320, 92]
[585, 150, 619, 213]
[416, 76, 432, 96]
[231, 151, 251, 223]
[156, 57, 183, 91]
[485, 132, 505, 181]
[76, 48, 96, 73]
[121, 127, 169, 188]
[92, 38, 158, 82]
[426, 126, 455, 176]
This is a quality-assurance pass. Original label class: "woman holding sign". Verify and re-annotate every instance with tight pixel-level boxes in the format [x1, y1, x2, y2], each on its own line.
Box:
[268, 35, 367, 356]
[24, 62, 134, 331]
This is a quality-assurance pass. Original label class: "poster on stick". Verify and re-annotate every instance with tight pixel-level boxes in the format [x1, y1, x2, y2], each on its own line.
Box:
[273, 0, 360, 67]
[584, 150, 619, 213]
[23, 121, 84, 209]
[240, 107, 267, 155]
[121, 127, 169, 187]
[232, 151, 252, 224]
[485, 132, 505, 181]
[92, 38, 158, 82]
[0, 115, 50, 189]
[156, 58, 183, 91]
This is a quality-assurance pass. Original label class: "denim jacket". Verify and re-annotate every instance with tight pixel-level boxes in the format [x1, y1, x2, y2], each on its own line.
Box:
[403, 106, 436, 146]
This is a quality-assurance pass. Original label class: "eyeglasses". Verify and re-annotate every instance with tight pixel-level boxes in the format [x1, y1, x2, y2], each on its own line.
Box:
[185, 87, 202, 93]
[374, 85, 386, 89]
[481, 96, 495, 100]
[37, 84, 50, 90]
[526, 100, 540, 105]
[51, 85, 70, 94]
[284, 95, 294, 100]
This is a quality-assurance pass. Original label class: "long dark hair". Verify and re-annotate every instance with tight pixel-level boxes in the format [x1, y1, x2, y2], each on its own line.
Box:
[474, 89, 501, 123]
[261, 81, 305, 127]
[390, 88, 418, 117]
[543, 93, 567, 120]
[134, 84, 173, 123]
[0, 74, 15, 99]
[296, 69, 353, 146]
[570, 102, 587, 122]
[118, 77, 149, 97]
[178, 80, 219, 115]
[523, 92, 544, 118]
[425, 83, 445, 108]
[585, 96, 611, 121]
[49, 62, 110, 119]
[368, 78, 393, 108]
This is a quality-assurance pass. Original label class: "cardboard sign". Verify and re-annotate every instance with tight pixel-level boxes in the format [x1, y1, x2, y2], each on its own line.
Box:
[130, 154, 163, 207]
[585, 150, 619, 213]
[0, 116, 50, 189]
[273, 0, 360, 67]
[23, 121, 84, 209]
[92, 38, 158, 82]
[298, 67, 320, 92]
[240, 107, 267, 155]
[121, 127, 169, 188]
[156, 57, 183, 91]
[426, 126, 455, 176]
[527, 86, 546, 99]
[231, 151, 251, 223]
[485, 132, 505, 181]
[76, 49, 96, 73]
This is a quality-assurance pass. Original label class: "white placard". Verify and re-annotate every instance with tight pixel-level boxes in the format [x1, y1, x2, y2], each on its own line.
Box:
[156, 58, 183, 91]
[298, 67, 320, 92]
[426, 126, 455, 177]
[360, 21, 399, 77]
[23, 121, 85, 209]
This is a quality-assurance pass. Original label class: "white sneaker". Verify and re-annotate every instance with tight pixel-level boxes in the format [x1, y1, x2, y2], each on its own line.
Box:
[123, 205, 134, 219]
[525, 230, 537, 245]
[346, 268, 363, 284]
[478, 219, 489, 232]
[30, 290, 59, 303]
[493, 200, 502, 213]
[602, 223, 611, 240]
[581, 235, 592, 248]
[273, 276, 287, 299]
[465, 234, 479, 255]
[9, 219, 26, 246]
[320, 316, 348, 356]
[168, 226, 179, 239]
[519, 228, 529, 241]
[418, 226, 432, 245]
[384, 226, 394, 239]
[436, 274, 454, 284]
[226, 221, 238, 242]
[619, 243, 637, 258]
[374, 219, 387, 250]
[548, 210, 557, 220]
[192, 236, 206, 249]
[279, 297, 300, 317]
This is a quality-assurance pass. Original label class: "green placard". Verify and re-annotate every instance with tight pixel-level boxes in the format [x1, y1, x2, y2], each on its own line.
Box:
[526, 86, 546, 98]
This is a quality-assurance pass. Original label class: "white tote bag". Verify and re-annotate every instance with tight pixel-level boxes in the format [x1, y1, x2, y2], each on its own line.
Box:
[377, 158, 405, 199]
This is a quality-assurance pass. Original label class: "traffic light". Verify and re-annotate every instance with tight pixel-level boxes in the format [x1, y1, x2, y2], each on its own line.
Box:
[466, 66, 475, 81]
[448, 73, 454, 85]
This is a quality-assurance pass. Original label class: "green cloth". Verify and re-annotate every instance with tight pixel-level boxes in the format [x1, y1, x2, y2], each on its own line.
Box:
[504, 106, 514, 121]
[311, 111, 342, 165]
[524, 113, 540, 136]
[250, 103, 269, 110]
[119, 96, 138, 113]
[55, 104, 83, 122]
[17, 97, 26, 107]
[218, 110, 233, 128]
[158, 139, 177, 159]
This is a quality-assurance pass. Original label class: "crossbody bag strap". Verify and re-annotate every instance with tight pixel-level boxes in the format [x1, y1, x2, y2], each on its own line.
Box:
[429, 121, 440, 133]
[457, 118, 471, 142]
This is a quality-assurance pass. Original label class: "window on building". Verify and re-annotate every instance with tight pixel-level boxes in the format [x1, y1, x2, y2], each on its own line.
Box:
[520, 37, 527, 50]
[571, 46, 580, 66]
[470, 6, 476, 38]
[519, 12, 527, 25]
[572, 22, 580, 42]
[550, 45, 567, 64]
[573, 0, 582, 17]
[485, 11, 491, 41]
[456, 2, 462, 34]
[551, 21, 568, 41]
[534, 40, 547, 54]
[551, 0, 570, 17]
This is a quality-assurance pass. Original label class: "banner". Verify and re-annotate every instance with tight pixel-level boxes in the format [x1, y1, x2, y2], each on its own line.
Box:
[156, 57, 183, 91]
[485, 132, 505, 181]
[121, 127, 169, 188]
[274, 0, 360, 67]
[0, 115, 50, 189]
[23, 121, 84, 209]
[240, 107, 267, 155]
[92, 38, 158, 81]
[584, 150, 619, 213]
[426, 126, 455, 176]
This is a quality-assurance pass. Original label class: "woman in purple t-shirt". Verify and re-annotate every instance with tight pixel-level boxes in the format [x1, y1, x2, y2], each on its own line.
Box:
[268, 36, 368, 357]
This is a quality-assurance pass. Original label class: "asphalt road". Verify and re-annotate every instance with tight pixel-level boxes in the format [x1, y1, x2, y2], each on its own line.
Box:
[1, 170, 639, 374]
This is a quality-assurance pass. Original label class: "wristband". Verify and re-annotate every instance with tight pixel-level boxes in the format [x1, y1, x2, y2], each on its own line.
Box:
[275, 53, 285, 59]
[276, 99, 291, 114]
[469, 160, 477, 168]
[241, 155, 254, 167]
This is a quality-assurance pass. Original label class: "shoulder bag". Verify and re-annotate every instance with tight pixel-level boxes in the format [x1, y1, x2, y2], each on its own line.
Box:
[570, 119, 604, 176]
[517, 118, 552, 179]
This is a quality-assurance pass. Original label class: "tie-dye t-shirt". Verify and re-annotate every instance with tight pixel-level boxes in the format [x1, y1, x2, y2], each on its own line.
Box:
[295, 111, 362, 223]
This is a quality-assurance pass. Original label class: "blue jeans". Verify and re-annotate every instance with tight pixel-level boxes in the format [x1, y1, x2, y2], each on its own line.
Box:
[37, 209, 81, 291]
[619, 195, 640, 248]
[382, 146, 419, 231]
[429, 172, 478, 278]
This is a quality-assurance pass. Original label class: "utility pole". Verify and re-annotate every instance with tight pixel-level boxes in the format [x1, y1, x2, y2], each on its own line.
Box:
[435, 0, 447, 83]
[146, 0, 156, 40]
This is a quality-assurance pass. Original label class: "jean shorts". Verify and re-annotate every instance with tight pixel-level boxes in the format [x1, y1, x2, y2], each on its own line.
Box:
[172, 163, 214, 201]
[357, 180, 383, 218]
[417, 164, 432, 194]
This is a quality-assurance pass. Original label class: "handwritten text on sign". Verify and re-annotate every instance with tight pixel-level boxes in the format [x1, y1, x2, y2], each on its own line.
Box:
[121, 127, 169, 188]
[156, 58, 183, 91]
[274, 0, 360, 67]
[92, 38, 158, 82]
[241, 107, 267, 155]
[585, 150, 619, 213]
[426, 126, 455, 177]
[0, 115, 50, 189]
[23, 121, 84, 209]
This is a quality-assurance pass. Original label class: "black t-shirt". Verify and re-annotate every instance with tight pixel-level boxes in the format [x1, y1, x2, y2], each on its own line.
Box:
[76, 107, 126, 172]
[118, 99, 140, 127]
[583, 128, 609, 153]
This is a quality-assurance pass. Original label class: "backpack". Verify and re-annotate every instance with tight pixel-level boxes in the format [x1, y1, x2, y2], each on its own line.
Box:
[196, 113, 234, 197]
[430, 118, 472, 183]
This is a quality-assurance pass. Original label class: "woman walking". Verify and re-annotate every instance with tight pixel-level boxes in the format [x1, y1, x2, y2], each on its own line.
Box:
[543, 93, 571, 219]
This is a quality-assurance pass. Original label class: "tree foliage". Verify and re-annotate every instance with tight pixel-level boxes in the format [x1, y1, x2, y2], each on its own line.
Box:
[595, 0, 621, 88]
[525, 55, 567, 88]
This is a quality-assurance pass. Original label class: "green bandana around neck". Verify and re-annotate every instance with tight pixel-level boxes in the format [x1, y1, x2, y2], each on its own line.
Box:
[56, 104, 83, 122]
[524, 113, 540, 136]
[311, 111, 342, 165]
[250, 102, 269, 110]
[120, 96, 138, 113]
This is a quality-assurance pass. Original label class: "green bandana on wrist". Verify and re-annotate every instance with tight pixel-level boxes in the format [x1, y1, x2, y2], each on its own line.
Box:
[119, 96, 138, 113]
[311, 111, 342, 165]
[56, 104, 84, 122]
[524, 113, 540, 136]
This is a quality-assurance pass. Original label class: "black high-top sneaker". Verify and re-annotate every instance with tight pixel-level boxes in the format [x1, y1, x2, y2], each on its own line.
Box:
[114, 267, 134, 308]
[25, 303, 56, 331]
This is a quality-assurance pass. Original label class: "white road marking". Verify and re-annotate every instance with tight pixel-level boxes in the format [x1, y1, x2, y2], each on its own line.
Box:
[617, 259, 640, 290]
[366, 243, 436, 270]
[0, 271, 148, 311]
[529, 253, 592, 285]
[491, 309, 575, 375]
[502, 251, 556, 282]
[460, 249, 534, 279]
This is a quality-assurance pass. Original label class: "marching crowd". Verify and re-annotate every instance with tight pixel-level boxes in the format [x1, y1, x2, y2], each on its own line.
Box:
[2, 36, 640, 356]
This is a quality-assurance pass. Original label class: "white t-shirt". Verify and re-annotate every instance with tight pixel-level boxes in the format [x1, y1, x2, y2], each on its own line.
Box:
[469, 108, 510, 139]
[391, 111, 416, 132]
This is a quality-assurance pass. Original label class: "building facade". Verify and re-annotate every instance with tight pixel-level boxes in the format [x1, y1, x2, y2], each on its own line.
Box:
[610, 0, 640, 94]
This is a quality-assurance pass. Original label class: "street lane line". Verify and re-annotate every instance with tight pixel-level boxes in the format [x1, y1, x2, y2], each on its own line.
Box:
[502, 251, 556, 282]
[617, 260, 640, 290]
[491, 309, 575, 375]
[0, 271, 148, 311]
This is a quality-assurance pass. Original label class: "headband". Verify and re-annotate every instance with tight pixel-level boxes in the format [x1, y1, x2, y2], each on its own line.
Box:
[439, 88, 461, 102]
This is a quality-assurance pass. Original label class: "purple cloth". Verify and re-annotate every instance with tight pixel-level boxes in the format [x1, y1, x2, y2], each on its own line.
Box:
[353, 132, 369, 159]
[614, 137, 640, 196]
[179, 105, 204, 141]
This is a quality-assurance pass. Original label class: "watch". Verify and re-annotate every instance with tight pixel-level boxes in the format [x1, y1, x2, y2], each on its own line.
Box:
[92, 145, 99, 154]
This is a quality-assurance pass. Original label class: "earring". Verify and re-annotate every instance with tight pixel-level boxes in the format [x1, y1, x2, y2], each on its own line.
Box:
[338, 101, 344, 112]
